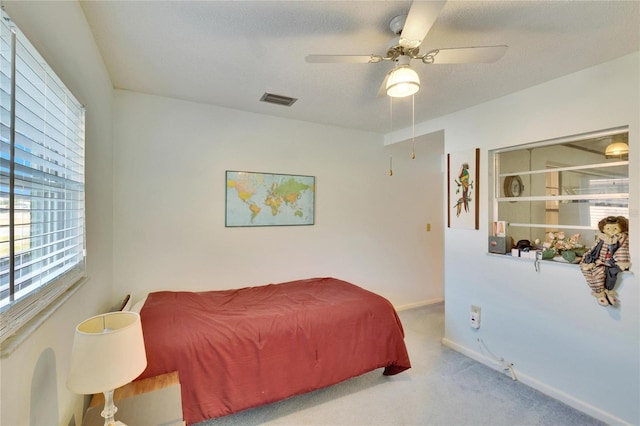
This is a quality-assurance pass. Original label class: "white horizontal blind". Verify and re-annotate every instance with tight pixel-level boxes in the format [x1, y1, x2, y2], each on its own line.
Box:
[0, 11, 85, 343]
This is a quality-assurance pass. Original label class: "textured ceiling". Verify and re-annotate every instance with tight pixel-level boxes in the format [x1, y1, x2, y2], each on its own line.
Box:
[80, 1, 640, 135]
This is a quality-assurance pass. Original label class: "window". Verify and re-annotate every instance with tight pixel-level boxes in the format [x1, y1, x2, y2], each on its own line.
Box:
[492, 127, 629, 251]
[0, 10, 85, 346]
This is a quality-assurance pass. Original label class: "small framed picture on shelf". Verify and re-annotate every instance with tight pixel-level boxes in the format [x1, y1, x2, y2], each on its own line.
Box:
[493, 221, 507, 237]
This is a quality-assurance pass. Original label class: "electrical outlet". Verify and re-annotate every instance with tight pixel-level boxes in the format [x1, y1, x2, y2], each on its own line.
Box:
[470, 305, 481, 329]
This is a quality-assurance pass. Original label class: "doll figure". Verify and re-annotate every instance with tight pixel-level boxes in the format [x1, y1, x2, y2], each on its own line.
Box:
[579, 216, 631, 306]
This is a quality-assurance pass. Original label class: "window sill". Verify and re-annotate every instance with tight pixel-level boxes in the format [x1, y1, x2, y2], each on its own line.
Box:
[0, 277, 87, 359]
[487, 252, 581, 265]
[486, 252, 634, 275]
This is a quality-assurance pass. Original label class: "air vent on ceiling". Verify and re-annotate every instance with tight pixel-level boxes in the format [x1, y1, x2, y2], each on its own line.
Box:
[260, 92, 298, 107]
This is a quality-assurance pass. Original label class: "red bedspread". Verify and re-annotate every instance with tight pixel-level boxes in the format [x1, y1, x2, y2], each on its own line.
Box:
[138, 277, 411, 424]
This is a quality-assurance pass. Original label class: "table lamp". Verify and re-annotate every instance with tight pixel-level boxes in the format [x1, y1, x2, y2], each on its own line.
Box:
[67, 311, 147, 426]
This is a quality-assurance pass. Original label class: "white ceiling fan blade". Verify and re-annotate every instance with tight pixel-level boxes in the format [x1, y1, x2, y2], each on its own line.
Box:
[426, 45, 508, 64]
[305, 55, 382, 64]
[400, 1, 446, 49]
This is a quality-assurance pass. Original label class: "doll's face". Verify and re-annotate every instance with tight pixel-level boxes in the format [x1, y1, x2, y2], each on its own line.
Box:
[602, 223, 622, 236]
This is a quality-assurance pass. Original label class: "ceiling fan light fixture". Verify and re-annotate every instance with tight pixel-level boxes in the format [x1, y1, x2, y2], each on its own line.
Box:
[386, 65, 420, 98]
[605, 141, 629, 158]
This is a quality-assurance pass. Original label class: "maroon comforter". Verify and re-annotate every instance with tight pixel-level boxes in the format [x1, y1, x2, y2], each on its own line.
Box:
[138, 277, 411, 424]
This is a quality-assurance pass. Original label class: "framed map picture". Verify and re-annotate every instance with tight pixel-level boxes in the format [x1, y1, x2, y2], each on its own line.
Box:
[225, 171, 315, 227]
[447, 148, 479, 230]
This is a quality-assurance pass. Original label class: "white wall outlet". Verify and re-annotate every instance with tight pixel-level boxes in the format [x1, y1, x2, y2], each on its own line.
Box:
[470, 305, 481, 329]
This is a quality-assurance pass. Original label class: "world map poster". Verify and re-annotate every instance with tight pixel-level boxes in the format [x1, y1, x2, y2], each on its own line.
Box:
[225, 171, 315, 227]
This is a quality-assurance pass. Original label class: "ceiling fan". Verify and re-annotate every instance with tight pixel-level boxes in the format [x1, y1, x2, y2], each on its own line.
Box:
[305, 1, 508, 98]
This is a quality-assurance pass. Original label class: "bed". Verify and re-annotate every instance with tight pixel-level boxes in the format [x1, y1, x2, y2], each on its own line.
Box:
[136, 277, 411, 425]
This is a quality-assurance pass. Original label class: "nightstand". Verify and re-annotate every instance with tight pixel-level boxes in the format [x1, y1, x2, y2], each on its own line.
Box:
[82, 371, 184, 426]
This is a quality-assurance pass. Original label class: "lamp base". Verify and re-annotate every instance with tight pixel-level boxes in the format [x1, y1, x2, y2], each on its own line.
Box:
[101, 389, 127, 426]
[101, 420, 126, 426]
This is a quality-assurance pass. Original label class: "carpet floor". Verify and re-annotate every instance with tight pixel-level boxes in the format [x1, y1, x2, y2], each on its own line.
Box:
[196, 303, 604, 426]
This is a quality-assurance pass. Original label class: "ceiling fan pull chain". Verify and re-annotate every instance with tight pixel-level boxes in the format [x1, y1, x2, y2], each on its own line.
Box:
[389, 96, 393, 176]
[390, 95, 393, 133]
[411, 94, 416, 159]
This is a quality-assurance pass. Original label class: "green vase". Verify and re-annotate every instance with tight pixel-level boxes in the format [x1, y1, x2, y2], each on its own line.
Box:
[542, 249, 555, 260]
[561, 250, 576, 263]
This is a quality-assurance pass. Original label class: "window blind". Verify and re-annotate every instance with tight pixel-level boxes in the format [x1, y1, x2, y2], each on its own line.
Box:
[0, 11, 86, 344]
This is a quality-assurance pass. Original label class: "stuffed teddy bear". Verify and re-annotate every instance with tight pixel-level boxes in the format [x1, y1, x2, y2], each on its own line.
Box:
[579, 216, 631, 306]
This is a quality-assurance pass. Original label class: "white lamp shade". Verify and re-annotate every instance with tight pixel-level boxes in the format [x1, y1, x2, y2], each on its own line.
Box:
[67, 311, 147, 395]
[386, 66, 420, 98]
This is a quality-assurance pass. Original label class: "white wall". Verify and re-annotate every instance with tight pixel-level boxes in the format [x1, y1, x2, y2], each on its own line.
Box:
[397, 53, 639, 425]
[0, 1, 114, 425]
[112, 90, 444, 310]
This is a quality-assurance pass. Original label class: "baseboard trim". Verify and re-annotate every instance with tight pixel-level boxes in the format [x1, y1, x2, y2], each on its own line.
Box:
[395, 298, 443, 312]
[441, 337, 631, 426]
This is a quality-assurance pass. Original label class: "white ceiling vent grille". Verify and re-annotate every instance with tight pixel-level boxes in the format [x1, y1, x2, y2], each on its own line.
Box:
[260, 92, 298, 107]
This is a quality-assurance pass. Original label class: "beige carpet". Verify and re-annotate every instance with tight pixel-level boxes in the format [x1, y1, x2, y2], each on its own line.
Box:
[196, 303, 603, 426]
